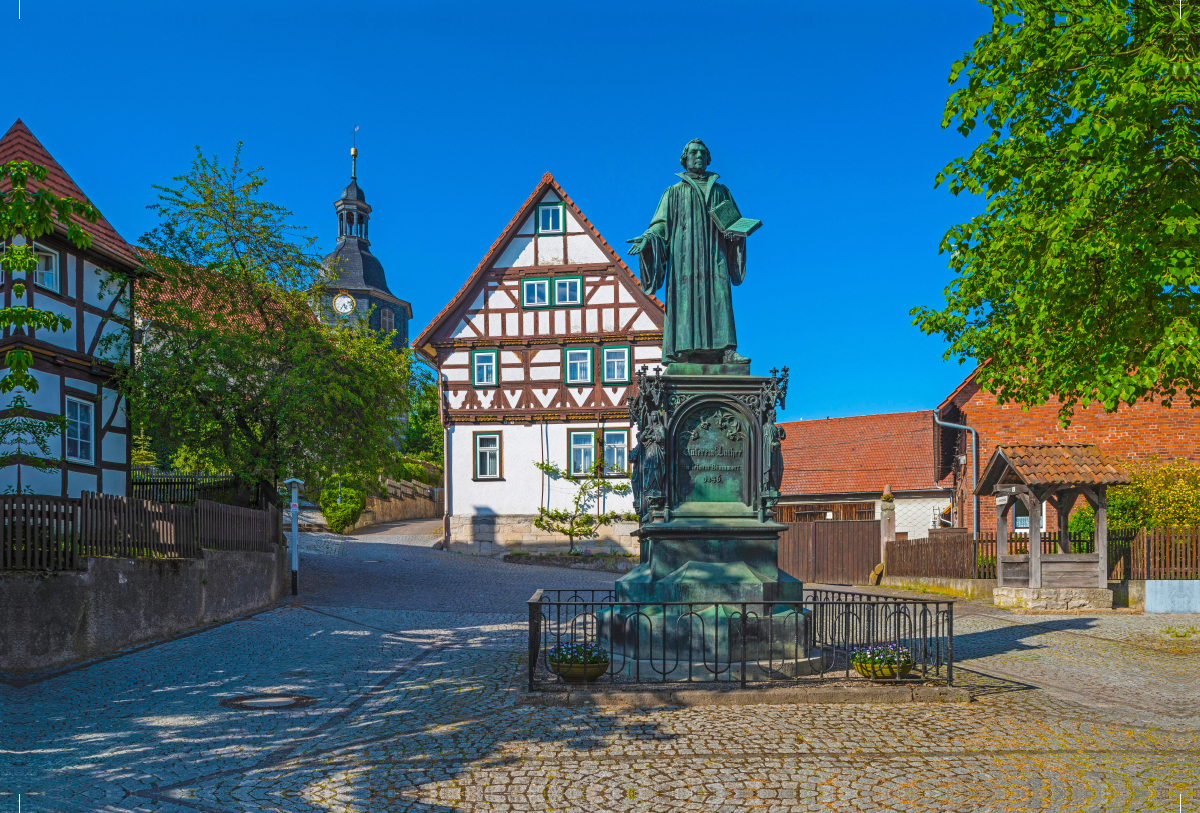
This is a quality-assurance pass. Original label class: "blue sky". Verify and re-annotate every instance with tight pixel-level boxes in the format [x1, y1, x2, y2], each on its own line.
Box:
[11, 0, 991, 421]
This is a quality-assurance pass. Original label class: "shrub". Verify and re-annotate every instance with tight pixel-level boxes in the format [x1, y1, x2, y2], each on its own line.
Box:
[1070, 458, 1200, 532]
[320, 476, 366, 534]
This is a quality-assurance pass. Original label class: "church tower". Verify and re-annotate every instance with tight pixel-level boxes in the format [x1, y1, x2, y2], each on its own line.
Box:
[323, 146, 412, 350]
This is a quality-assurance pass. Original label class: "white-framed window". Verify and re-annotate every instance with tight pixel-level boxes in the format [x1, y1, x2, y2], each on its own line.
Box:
[472, 350, 497, 387]
[603, 347, 630, 383]
[380, 307, 394, 332]
[33, 242, 58, 292]
[1013, 499, 1045, 531]
[474, 432, 501, 479]
[65, 397, 94, 465]
[570, 430, 595, 476]
[554, 277, 582, 306]
[565, 347, 592, 384]
[537, 203, 563, 234]
[603, 430, 629, 475]
[522, 278, 549, 308]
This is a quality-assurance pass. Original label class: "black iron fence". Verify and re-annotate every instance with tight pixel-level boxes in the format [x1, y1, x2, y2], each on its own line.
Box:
[526, 587, 953, 691]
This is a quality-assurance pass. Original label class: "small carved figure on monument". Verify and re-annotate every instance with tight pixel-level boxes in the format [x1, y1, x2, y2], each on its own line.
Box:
[629, 441, 643, 516]
[763, 406, 786, 497]
[639, 410, 667, 507]
[627, 139, 759, 367]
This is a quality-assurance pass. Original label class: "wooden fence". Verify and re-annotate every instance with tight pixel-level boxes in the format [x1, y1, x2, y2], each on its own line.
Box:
[130, 473, 237, 504]
[888, 527, 1144, 581]
[2, 493, 282, 571]
[1131, 528, 1200, 580]
[778, 519, 880, 584]
[198, 500, 281, 552]
[0, 495, 80, 571]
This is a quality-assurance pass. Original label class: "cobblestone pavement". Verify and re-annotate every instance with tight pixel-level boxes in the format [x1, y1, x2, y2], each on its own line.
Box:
[3, 531, 1199, 812]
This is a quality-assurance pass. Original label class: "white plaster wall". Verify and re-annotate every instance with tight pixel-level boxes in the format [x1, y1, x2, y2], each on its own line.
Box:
[32, 297, 76, 351]
[18, 370, 60, 414]
[895, 497, 953, 539]
[102, 468, 127, 496]
[0, 465, 60, 495]
[67, 470, 98, 497]
[567, 235, 607, 264]
[102, 431, 126, 465]
[448, 422, 635, 518]
[102, 388, 125, 429]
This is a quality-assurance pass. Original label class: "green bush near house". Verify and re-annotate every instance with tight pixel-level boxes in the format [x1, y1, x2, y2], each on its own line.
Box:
[320, 476, 366, 534]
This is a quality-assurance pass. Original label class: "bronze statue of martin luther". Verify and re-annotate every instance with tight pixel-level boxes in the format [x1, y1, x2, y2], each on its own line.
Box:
[627, 139, 760, 367]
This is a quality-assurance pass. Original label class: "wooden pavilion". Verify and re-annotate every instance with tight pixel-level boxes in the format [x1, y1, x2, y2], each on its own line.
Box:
[976, 444, 1131, 589]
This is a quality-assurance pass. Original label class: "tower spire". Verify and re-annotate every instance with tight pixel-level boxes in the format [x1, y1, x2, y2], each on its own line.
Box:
[351, 125, 359, 180]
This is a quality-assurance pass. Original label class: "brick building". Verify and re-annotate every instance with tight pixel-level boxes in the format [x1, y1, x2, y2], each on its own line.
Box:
[937, 368, 1200, 535]
[776, 411, 953, 540]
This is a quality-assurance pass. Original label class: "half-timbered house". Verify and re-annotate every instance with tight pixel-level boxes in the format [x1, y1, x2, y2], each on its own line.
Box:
[0, 120, 141, 497]
[414, 173, 665, 554]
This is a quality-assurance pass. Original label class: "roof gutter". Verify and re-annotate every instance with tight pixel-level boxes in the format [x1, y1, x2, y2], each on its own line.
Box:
[933, 410, 979, 539]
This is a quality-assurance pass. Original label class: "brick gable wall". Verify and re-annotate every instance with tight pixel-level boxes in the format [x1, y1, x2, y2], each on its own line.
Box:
[947, 381, 1200, 532]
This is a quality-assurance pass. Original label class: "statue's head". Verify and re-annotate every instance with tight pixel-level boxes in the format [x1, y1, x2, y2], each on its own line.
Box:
[679, 139, 711, 173]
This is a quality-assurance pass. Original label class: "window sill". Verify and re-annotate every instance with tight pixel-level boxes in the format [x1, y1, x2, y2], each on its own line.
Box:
[472, 477, 504, 482]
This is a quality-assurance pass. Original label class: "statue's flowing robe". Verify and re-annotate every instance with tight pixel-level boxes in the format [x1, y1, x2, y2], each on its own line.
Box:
[636, 172, 746, 361]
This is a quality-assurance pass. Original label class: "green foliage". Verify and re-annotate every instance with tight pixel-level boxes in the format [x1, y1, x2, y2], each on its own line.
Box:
[1070, 457, 1200, 531]
[0, 160, 101, 491]
[912, 3, 1200, 424]
[402, 369, 443, 463]
[126, 147, 412, 487]
[533, 458, 631, 552]
[319, 475, 366, 534]
[130, 428, 159, 468]
[395, 457, 440, 486]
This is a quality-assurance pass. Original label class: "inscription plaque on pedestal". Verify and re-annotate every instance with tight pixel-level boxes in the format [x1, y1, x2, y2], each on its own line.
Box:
[675, 406, 749, 505]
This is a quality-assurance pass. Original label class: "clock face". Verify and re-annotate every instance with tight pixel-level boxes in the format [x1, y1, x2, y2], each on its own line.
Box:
[333, 293, 356, 315]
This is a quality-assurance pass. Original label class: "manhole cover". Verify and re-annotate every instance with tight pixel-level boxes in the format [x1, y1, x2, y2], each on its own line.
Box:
[219, 694, 318, 710]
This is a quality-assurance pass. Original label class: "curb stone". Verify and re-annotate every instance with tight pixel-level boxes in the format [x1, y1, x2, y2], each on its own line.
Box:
[516, 684, 970, 708]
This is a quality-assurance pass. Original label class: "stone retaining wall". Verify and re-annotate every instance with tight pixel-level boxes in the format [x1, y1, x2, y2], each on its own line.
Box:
[449, 514, 638, 557]
[0, 545, 288, 673]
[993, 586, 1114, 611]
[881, 576, 995, 602]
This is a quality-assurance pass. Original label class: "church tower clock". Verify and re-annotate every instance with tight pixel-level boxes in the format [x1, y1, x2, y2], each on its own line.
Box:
[322, 146, 412, 350]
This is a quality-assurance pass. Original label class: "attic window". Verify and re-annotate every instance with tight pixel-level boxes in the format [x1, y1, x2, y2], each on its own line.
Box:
[380, 307, 394, 332]
[33, 242, 58, 292]
[537, 203, 563, 234]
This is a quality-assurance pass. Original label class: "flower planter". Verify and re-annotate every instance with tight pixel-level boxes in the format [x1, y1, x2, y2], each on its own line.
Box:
[852, 661, 913, 681]
[548, 660, 610, 683]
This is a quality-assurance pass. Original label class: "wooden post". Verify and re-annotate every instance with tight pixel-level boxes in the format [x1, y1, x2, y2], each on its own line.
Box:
[1055, 489, 1072, 553]
[1095, 485, 1108, 589]
[1026, 494, 1042, 588]
[996, 496, 1010, 584]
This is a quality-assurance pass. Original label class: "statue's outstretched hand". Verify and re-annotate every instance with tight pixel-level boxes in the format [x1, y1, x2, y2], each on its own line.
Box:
[626, 235, 647, 255]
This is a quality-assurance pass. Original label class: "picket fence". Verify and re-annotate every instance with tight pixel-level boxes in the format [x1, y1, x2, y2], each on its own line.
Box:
[1, 493, 282, 572]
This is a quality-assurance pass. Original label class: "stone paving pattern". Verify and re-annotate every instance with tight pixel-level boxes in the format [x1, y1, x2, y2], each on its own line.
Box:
[2, 522, 1198, 811]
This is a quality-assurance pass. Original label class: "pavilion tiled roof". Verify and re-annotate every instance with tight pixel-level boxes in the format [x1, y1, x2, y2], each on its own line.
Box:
[976, 443, 1132, 494]
[0, 119, 141, 271]
[778, 410, 949, 496]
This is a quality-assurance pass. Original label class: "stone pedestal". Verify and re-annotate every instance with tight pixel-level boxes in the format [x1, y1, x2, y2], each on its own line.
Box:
[619, 366, 794, 607]
[993, 586, 1114, 611]
[611, 365, 800, 660]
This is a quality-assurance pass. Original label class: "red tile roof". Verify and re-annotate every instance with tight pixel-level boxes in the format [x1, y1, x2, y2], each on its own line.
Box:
[778, 410, 948, 496]
[0, 119, 140, 270]
[412, 172, 662, 358]
[977, 443, 1132, 494]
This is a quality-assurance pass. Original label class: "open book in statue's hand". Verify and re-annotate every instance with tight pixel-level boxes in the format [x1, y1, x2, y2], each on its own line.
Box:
[709, 199, 761, 239]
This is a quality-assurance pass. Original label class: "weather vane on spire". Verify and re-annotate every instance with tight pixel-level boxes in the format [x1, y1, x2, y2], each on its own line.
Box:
[351, 125, 359, 179]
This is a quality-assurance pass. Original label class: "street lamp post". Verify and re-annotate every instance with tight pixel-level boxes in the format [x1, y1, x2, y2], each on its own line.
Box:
[283, 477, 304, 596]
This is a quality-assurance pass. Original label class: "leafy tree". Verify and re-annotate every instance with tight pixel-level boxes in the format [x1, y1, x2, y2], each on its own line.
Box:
[402, 367, 443, 463]
[127, 146, 412, 488]
[0, 160, 100, 492]
[913, 3, 1200, 424]
[533, 458, 631, 553]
